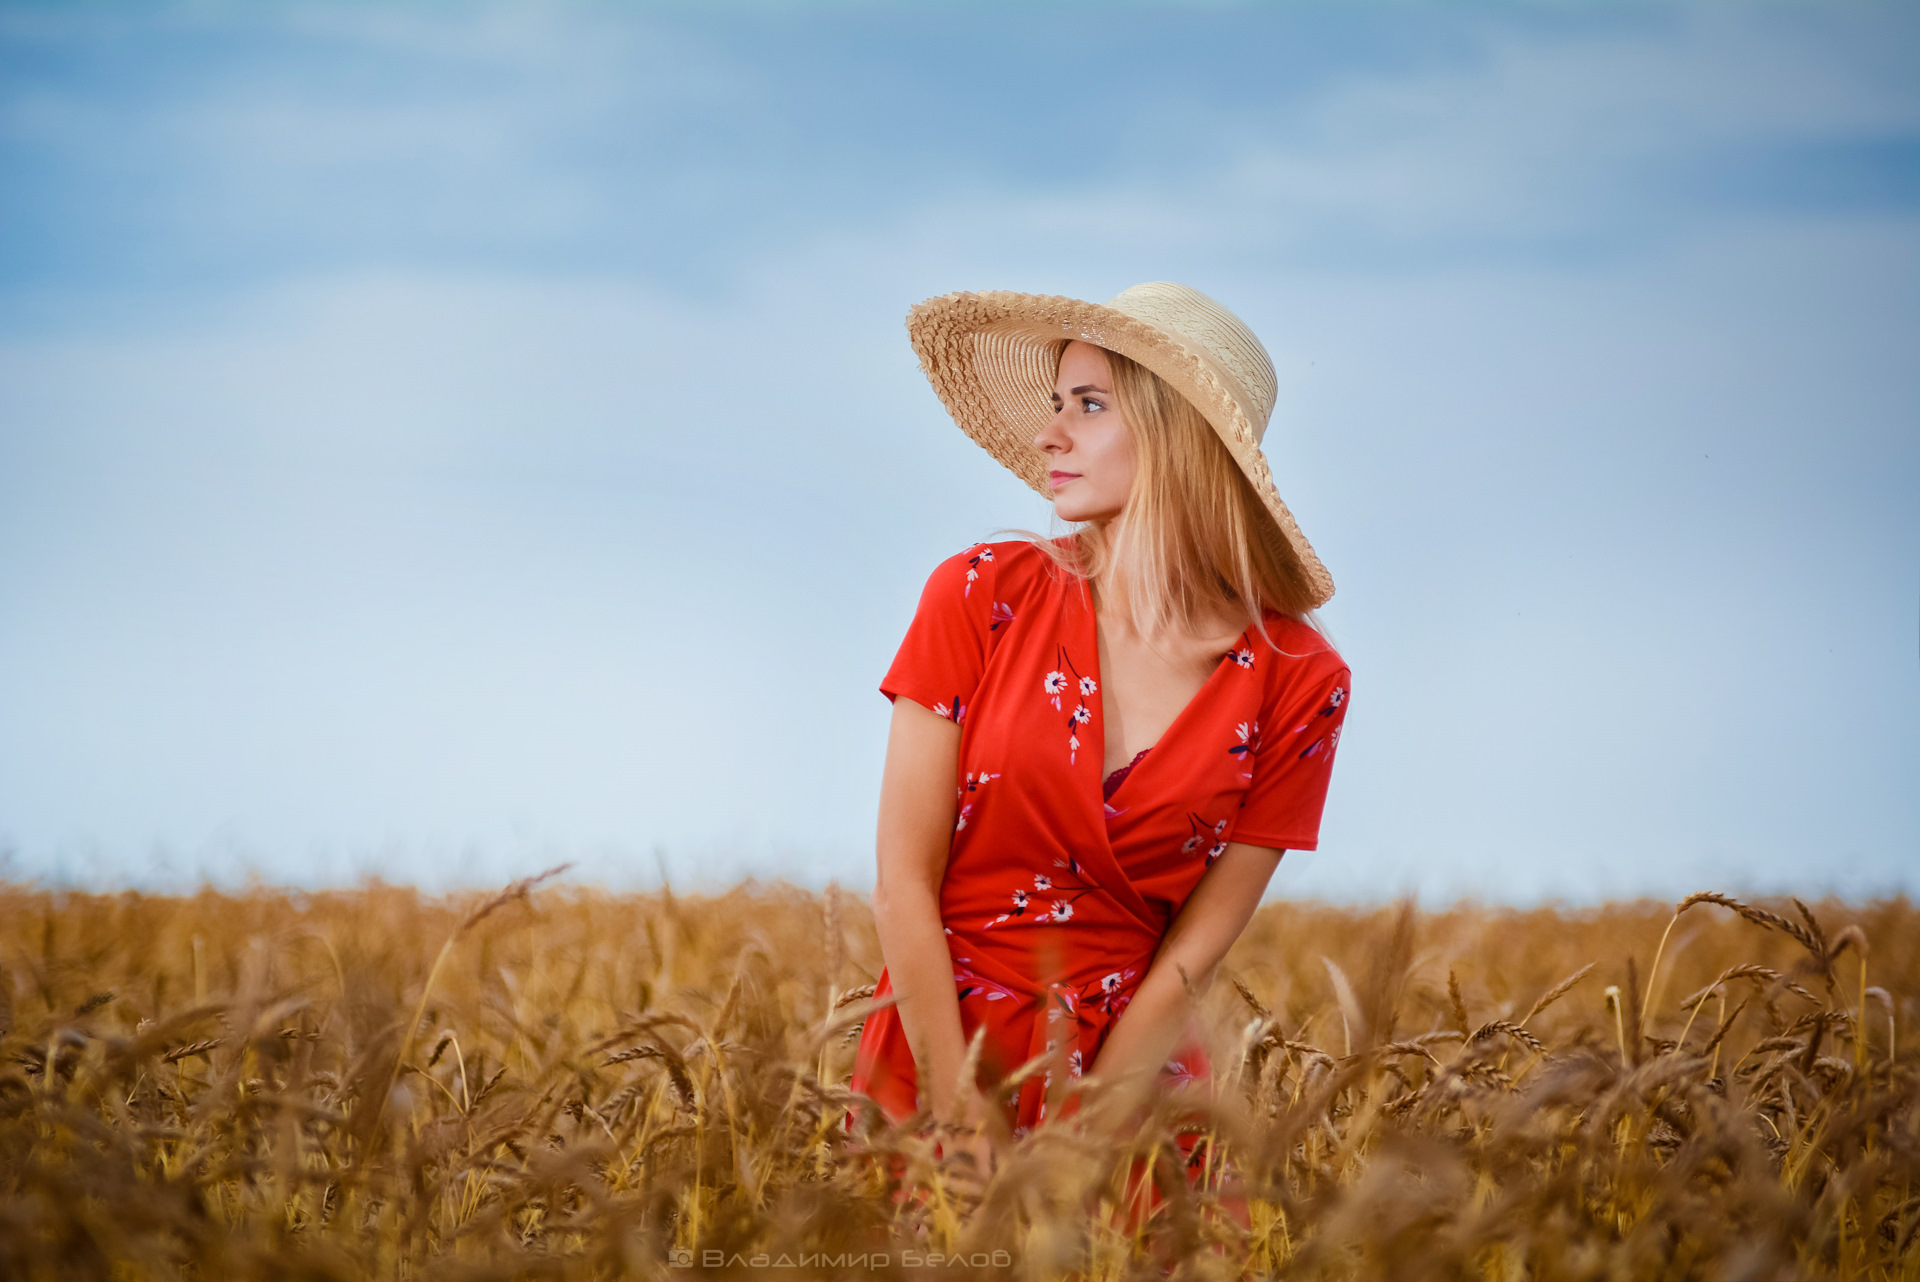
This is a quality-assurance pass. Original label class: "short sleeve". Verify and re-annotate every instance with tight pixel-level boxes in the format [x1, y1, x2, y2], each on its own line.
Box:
[1230, 658, 1351, 851]
[879, 544, 998, 724]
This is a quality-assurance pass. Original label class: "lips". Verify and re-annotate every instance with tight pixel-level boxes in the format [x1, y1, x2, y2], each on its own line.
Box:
[1048, 471, 1081, 489]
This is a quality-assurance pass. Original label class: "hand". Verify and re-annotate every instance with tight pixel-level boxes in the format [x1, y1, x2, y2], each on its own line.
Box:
[929, 1081, 997, 1187]
[935, 1122, 996, 1188]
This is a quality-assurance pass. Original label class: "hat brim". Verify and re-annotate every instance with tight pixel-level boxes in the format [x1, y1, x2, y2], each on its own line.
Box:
[905, 289, 1334, 609]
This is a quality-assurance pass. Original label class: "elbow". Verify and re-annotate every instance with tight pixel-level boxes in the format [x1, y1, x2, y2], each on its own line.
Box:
[1159, 943, 1227, 999]
[870, 867, 911, 918]
[871, 862, 939, 921]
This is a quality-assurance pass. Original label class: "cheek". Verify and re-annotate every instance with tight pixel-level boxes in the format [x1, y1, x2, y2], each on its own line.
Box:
[1096, 426, 1137, 493]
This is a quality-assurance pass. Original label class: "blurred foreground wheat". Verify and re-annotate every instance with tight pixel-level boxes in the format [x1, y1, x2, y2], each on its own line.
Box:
[0, 877, 1914, 1280]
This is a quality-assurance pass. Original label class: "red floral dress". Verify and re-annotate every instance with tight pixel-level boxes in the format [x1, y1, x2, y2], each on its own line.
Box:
[851, 540, 1350, 1138]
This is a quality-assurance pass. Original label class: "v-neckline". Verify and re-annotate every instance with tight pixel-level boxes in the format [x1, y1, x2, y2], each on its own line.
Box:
[1083, 579, 1246, 811]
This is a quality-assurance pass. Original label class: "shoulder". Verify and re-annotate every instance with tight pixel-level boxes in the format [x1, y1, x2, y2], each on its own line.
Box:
[943, 537, 1055, 569]
[919, 538, 1060, 593]
[1255, 613, 1350, 686]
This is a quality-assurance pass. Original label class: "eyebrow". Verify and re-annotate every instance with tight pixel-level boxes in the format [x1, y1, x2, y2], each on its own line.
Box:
[1052, 384, 1111, 398]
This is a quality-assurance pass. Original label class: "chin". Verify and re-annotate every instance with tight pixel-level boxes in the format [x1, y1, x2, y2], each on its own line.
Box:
[1054, 497, 1121, 524]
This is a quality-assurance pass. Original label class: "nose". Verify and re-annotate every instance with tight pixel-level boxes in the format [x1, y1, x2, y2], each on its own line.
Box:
[1033, 406, 1069, 455]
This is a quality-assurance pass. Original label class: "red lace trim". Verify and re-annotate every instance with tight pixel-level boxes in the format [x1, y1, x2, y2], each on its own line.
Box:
[1102, 748, 1151, 801]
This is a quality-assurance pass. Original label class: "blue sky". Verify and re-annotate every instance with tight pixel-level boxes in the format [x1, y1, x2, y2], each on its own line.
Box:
[1, 1, 1915, 902]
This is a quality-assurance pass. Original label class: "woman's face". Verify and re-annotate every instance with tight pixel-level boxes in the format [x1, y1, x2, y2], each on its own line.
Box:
[1034, 341, 1136, 524]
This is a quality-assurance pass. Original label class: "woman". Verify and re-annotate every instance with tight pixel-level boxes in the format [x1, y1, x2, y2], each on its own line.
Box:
[850, 282, 1350, 1177]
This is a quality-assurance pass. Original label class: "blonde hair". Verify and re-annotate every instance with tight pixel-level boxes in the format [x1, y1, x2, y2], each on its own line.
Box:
[1025, 343, 1324, 648]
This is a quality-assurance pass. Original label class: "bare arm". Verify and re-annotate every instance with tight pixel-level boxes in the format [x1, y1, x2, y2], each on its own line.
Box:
[868, 697, 983, 1125]
[1085, 841, 1284, 1111]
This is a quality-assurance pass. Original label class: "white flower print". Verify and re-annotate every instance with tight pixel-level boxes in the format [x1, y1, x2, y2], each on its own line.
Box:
[1092, 968, 1138, 1015]
[1230, 646, 1255, 669]
[1299, 680, 1350, 758]
[1069, 1048, 1084, 1078]
[1066, 703, 1092, 764]
[953, 962, 1018, 1004]
[1182, 812, 1229, 863]
[962, 545, 994, 597]
[1229, 720, 1261, 776]
[983, 884, 1040, 929]
[1031, 896, 1078, 925]
[1045, 646, 1094, 760]
[1079, 675, 1098, 696]
[1052, 854, 1098, 885]
[953, 770, 1000, 831]
[1302, 723, 1344, 764]
[987, 858, 1098, 927]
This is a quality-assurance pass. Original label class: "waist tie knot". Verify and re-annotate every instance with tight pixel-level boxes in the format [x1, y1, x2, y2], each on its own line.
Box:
[952, 959, 1140, 1132]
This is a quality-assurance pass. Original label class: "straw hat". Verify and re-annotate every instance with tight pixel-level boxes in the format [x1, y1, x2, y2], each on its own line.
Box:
[905, 281, 1334, 608]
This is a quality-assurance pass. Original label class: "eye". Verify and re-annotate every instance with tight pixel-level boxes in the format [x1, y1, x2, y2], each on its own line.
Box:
[1080, 396, 1105, 412]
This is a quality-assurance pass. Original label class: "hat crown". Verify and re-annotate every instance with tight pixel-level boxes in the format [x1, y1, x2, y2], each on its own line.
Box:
[1103, 282, 1278, 440]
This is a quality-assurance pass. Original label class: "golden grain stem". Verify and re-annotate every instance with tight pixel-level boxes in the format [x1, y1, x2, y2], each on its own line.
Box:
[1854, 953, 1868, 1075]
[1640, 909, 1682, 1036]
[1837, 1194, 1849, 1279]
[1709, 989, 1727, 1081]
[448, 1031, 470, 1114]
[1780, 1093, 1837, 1194]
[377, 932, 458, 1131]
[1604, 986, 1627, 1066]
[687, 1063, 707, 1249]
[1672, 986, 1710, 1054]
[457, 1167, 486, 1229]
[410, 1062, 464, 1114]
[817, 981, 834, 1090]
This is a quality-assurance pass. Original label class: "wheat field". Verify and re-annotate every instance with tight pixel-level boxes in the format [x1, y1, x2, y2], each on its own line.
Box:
[0, 874, 1914, 1280]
